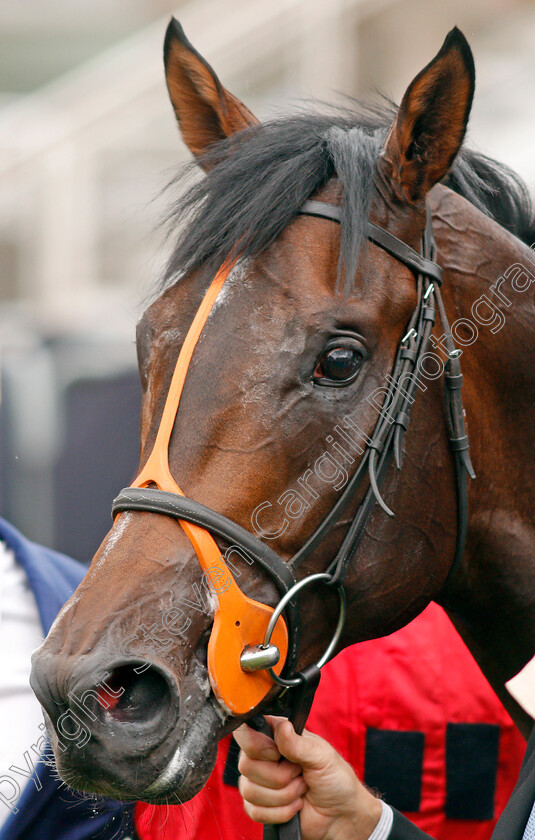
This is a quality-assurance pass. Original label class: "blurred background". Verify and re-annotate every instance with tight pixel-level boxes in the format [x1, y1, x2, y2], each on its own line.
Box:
[1, 0, 534, 562]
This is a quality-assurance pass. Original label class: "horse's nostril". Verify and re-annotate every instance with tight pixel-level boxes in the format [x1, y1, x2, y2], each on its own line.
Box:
[98, 664, 174, 724]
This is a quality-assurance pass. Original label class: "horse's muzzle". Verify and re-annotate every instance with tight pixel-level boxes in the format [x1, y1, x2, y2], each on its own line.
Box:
[30, 648, 187, 798]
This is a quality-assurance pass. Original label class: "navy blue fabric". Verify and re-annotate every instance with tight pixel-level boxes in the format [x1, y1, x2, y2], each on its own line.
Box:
[445, 722, 500, 820]
[0, 517, 135, 840]
[364, 728, 425, 812]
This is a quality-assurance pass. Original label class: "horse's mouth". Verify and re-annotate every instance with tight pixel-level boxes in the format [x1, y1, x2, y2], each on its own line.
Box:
[33, 632, 233, 804]
[141, 697, 224, 802]
[48, 694, 226, 803]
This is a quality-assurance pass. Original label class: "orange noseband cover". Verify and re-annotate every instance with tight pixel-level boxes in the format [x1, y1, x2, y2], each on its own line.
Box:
[130, 263, 288, 715]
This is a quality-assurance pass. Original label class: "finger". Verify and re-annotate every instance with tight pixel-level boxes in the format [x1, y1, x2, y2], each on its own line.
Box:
[243, 798, 303, 826]
[238, 754, 302, 789]
[234, 724, 280, 761]
[272, 720, 332, 771]
[239, 774, 307, 808]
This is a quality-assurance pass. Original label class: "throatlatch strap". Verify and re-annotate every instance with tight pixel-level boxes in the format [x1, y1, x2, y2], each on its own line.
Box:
[298, 200, 472, 580]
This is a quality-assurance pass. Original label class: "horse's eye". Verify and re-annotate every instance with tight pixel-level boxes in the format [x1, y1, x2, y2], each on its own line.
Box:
[313, 339, 365, 387]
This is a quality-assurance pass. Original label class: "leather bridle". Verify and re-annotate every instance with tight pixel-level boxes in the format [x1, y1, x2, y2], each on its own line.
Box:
[112, 198, 474, 835]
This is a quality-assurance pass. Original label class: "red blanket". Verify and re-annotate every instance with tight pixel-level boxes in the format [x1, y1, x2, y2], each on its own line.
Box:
[136, 603, 525, 840]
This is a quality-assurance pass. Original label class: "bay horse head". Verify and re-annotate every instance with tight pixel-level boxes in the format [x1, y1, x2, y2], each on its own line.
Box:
[31, 21, 535, 804]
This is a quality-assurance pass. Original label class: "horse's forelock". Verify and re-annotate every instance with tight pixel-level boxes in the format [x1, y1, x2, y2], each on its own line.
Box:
[157, 100, 534, 297]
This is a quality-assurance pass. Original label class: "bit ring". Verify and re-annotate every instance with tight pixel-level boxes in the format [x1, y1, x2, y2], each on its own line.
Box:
[262, 573, 346, 688]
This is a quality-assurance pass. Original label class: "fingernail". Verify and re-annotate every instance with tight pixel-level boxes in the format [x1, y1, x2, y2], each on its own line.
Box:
[262, 748, 280, 760]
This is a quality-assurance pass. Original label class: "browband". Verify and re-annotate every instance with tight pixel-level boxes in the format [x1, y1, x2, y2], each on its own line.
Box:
[299, 200, 443, 286]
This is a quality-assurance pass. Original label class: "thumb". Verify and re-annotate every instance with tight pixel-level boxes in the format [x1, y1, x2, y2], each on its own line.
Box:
[272, 720, 330, 771]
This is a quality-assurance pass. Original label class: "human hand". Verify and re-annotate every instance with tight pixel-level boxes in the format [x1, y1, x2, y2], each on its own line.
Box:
[234, 716, 382, 840]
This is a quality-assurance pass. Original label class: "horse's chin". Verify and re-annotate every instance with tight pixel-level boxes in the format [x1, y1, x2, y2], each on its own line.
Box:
[49, 697, 225, 804]
[140, 698, 223, 803]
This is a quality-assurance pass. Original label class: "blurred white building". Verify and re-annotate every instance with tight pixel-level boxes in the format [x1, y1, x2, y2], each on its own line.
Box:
[0, 0, 533, 335]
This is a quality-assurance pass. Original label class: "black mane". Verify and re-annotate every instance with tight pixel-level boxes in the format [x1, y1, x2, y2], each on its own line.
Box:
[162, 102, 535, 289]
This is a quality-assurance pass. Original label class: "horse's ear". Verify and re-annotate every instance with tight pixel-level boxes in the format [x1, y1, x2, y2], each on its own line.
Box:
[163, 18, 259, 167]
[380, 27, 475, 202]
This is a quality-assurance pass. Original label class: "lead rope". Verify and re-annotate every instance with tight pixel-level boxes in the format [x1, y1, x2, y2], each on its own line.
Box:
[249, 662, 321, 840]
